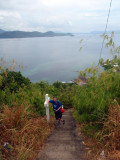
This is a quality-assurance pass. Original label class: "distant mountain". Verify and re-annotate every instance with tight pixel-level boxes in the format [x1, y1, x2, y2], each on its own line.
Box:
[91, 30, 120, 34]
[0, 30, 73, 38]
[0, 29, 5, 34]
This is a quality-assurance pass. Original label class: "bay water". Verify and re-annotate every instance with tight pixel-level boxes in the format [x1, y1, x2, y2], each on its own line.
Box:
[0, 33, 117, 83]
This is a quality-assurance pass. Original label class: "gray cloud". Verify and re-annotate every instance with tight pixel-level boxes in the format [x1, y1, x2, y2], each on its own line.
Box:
[0, 0, 120, 32]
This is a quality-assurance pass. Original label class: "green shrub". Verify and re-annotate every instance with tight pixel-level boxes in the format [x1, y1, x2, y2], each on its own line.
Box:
[33, 96, 45, 116]
[0, 71, 31, 92]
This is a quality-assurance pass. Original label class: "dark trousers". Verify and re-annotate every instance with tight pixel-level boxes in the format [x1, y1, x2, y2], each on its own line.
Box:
[55, 111, 62, 120]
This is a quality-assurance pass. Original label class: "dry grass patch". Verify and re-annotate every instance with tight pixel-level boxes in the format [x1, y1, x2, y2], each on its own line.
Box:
[74, 104, 120, 160]
[0, 104, 55, 160]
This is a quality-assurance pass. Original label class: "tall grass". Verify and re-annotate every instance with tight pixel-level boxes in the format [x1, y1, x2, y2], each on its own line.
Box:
[72, 68, 120, 159]
[0, 104, 55, 160]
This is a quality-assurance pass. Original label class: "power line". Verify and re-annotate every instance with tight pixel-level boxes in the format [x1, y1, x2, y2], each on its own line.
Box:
[99, 0, 113, 62]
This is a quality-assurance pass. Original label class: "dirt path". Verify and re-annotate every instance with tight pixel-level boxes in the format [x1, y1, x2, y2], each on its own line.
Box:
[35, 110, 88, 160]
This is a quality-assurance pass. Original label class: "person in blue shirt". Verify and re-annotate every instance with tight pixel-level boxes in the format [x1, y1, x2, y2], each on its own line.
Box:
[47, 96, 65, 124]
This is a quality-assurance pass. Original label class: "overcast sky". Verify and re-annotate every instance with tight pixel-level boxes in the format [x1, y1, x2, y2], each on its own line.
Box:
[0, 0, 120, 33]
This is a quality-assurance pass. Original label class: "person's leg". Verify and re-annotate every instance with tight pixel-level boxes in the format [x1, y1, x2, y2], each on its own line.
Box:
[59, 112, 65, 124]
[62, 119, 65, 124]
[58, 118, 61, 124]
[55, 112, 61, 124]
[55, 112, 65, 124]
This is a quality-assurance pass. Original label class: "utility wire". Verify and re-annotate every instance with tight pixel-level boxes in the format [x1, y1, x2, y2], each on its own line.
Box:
[99, 0, 113, 62]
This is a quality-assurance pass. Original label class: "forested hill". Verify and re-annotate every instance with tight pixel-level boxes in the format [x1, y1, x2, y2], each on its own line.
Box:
[0, 30, 73, 38]
[0, 29, 5, 34]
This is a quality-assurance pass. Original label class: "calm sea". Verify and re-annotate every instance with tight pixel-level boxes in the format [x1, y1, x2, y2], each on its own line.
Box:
[0, 33, 118, 83]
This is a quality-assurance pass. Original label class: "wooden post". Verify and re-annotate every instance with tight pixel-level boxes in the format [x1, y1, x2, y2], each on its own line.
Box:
[44, 94, 50, 122]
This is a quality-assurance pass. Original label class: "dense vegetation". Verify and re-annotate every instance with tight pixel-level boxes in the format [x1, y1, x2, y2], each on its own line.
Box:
[0, 68, 78, 159]
[0, 66, 120, 159]
[0, 70, 57, 160]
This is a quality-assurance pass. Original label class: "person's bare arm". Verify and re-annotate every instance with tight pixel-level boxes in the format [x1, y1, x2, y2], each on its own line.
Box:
[55, 106, 62, 112]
